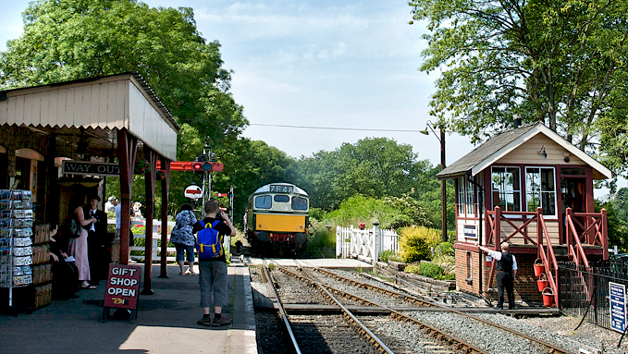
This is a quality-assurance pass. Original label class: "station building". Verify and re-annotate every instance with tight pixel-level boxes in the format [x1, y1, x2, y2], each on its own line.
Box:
[437, 121, 611, 305]
[0, 72, 178, 308]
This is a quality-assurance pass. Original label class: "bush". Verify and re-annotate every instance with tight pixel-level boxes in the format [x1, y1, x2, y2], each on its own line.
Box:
[432, 242, 455, 276]
[418, 262, 443, 278]
[398, 226, 440, 263]
[379, 250, 399, 263]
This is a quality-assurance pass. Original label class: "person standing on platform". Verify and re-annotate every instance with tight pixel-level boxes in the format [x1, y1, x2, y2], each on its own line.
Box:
[170, 203, 198, 275]
[68, 192, 97, 290]
[105, 196, 116, 212]
[193, 200, 235, 327]
[477, 241, 518, 309]
[85, 195, 109, 285]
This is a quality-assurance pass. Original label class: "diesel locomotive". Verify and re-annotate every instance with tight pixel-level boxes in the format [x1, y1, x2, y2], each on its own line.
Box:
[244, 183, 309, 256]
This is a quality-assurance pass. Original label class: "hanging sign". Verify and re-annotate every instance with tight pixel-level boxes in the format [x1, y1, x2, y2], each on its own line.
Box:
[62, 161, 120, 177]
[610, 282, 627, 333]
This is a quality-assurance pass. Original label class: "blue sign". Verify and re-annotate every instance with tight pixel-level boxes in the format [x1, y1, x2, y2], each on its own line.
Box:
[610, 282, 627, 333]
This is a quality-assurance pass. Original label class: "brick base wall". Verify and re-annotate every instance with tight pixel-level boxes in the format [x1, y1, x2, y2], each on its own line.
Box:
[455, 245, 543, 303]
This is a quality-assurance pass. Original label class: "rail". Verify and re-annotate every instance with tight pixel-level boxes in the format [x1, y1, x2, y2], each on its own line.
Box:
[565, 207, 609, 261]
[262, 262, 301, 354]
[536, 207, 560, 306]
[294, 264, 571, 354]
[485, 206, 538, 246]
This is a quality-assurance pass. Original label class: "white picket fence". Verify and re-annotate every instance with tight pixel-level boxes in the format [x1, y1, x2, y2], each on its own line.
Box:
[336, 224, 399, 263]
[109, 219, 231, 263]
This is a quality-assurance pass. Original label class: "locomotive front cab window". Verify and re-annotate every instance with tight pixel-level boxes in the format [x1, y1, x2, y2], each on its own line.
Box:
[274, 195, 290, 203]
[255, 195, 272, 209]
[292, 197, 308, 211]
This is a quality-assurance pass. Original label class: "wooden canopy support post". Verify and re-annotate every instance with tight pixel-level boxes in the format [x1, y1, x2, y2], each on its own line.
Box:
[142, 147, 158, 295]
[45, 134, 59, 226]
[117, 129, 137, 265]
[159, 157, 171, 278]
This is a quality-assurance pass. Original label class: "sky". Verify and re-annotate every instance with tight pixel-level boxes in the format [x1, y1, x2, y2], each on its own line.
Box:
[0, 0, 619, 197]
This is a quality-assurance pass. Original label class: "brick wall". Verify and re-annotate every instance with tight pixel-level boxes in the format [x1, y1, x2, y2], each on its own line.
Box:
[455, 245, 543, 303]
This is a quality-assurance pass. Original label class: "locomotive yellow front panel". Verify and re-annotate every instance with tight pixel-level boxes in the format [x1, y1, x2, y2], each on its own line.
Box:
[255, 214, 306, 233]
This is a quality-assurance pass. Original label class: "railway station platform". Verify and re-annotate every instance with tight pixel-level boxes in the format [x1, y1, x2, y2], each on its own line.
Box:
[0, 258, 257, 354]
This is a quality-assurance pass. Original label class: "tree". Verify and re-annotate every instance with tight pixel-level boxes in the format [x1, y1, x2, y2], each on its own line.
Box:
[1, 0, 250, 217]
[290, 137, 433, 210]
[0, 0, 247, 145]
[409, 0, 628, 177]
[212, 138, 294, 226]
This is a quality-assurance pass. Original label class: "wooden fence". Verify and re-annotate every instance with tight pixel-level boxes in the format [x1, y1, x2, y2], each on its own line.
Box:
[336, 224, 398, 263]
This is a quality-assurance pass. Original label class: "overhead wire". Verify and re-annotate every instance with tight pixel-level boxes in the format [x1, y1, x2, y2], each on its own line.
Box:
[249, 123, 423, 133]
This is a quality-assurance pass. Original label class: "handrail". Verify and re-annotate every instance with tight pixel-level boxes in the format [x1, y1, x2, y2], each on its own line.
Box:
[537, 207, 560, 306]
[566, 211, 590, 268]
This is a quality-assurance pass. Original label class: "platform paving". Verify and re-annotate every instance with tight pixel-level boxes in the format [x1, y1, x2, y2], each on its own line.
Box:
[0, 258, 257, 354]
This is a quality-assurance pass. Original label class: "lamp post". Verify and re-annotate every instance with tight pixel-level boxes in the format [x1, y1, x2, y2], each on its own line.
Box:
[421, 121, 447, 243]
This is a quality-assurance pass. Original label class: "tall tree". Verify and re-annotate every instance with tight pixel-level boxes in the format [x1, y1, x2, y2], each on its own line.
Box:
[409, 0, 628, 177]
[0, 0, 247, 145]
[290, 137, 433, 210]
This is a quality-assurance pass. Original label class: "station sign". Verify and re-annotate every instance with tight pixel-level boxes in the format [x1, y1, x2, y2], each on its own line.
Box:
[610, 282, 626, 333]
[184, 185, 202, 199]
[62, 161, 120, 177]
[104, 264, 141, 310]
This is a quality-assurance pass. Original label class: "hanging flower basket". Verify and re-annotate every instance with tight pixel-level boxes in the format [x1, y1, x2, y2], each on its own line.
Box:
[134, 159, 150, 175]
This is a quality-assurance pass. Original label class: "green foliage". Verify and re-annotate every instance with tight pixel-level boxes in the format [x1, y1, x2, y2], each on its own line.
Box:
[596, 196, 628, 253]
[418, 262, 443, 279]
[383, 193, 432, 228]
[409, 0, 628, 181]
[379, 250, 397, 263]
[404, 264, 420, 274]
[289, 137, 434, 211]
[303, 218, 336, 258]
[398, 226, 440, 263]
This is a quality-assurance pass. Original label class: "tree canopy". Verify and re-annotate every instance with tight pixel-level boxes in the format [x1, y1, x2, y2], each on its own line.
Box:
[409, 0, 628, 179]
[290, 137, 434, 210]
[0, 0, 247, 145]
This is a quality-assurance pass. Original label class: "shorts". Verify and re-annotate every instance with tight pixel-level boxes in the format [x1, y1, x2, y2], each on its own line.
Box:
[198, 260, 228, 308]
[175, 244, 195, 263]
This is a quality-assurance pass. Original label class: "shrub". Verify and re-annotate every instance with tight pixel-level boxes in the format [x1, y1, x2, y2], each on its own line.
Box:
[404, 264, 421, 274]
[379, 250, 397, 263]
[398, 226, 440, 263]
[432, 242, 455, 276]
[418, 261, 443, 279]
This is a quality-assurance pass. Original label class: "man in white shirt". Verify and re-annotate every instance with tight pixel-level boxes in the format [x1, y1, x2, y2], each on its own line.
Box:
[478, 241, 518, 310]
[85, 196, 108, 284]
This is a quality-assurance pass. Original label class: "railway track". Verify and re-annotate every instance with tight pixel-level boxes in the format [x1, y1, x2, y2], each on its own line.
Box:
[302, 265, 575, 354]
[261, 260, 384, 354]
[265, 261, 482, 354]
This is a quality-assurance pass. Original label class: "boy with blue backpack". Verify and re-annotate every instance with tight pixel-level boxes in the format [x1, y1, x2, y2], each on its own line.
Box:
[193, 200, 236, 327]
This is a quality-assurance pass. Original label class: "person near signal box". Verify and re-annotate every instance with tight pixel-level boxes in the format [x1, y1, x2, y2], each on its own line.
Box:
[477, 241, 518, 310]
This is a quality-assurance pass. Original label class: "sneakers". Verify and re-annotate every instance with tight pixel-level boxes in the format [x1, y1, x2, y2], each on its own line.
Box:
[197, 315, 212, 326]
[211, 315, 230, 327]
[197, 315, 230, 327]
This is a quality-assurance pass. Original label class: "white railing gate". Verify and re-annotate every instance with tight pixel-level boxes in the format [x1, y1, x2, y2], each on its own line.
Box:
[336, 223, 398, 263]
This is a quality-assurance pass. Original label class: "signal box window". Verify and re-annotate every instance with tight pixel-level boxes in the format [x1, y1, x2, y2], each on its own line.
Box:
[526, 167, 556, 216]
[292, 197, 308, 211]
[255, 195, 272, 209]
[274, 195, 290, 203]
[491, 167, 521, 211]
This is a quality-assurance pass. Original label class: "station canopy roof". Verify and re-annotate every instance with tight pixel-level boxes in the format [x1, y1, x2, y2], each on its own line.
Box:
[0, 72, 179, 161]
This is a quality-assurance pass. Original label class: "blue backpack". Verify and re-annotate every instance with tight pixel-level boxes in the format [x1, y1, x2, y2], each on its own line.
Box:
[195, 220, 223, 259]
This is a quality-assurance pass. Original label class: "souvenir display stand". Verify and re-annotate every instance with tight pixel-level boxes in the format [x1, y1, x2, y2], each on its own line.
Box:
[0, 189, 51, 314]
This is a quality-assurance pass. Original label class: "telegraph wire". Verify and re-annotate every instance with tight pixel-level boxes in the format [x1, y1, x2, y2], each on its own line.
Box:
[249, 123, 423, 133]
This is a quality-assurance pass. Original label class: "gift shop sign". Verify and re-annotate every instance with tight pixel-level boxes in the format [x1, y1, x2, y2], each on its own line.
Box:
[104, 264, 141, 310]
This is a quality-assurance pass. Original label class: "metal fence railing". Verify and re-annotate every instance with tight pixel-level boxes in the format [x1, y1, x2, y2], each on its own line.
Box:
[559, 263, 628, 331]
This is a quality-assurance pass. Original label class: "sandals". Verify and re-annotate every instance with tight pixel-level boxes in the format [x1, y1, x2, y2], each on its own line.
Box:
[179, 272, 186, 275]
[80, 284, 97, 290]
